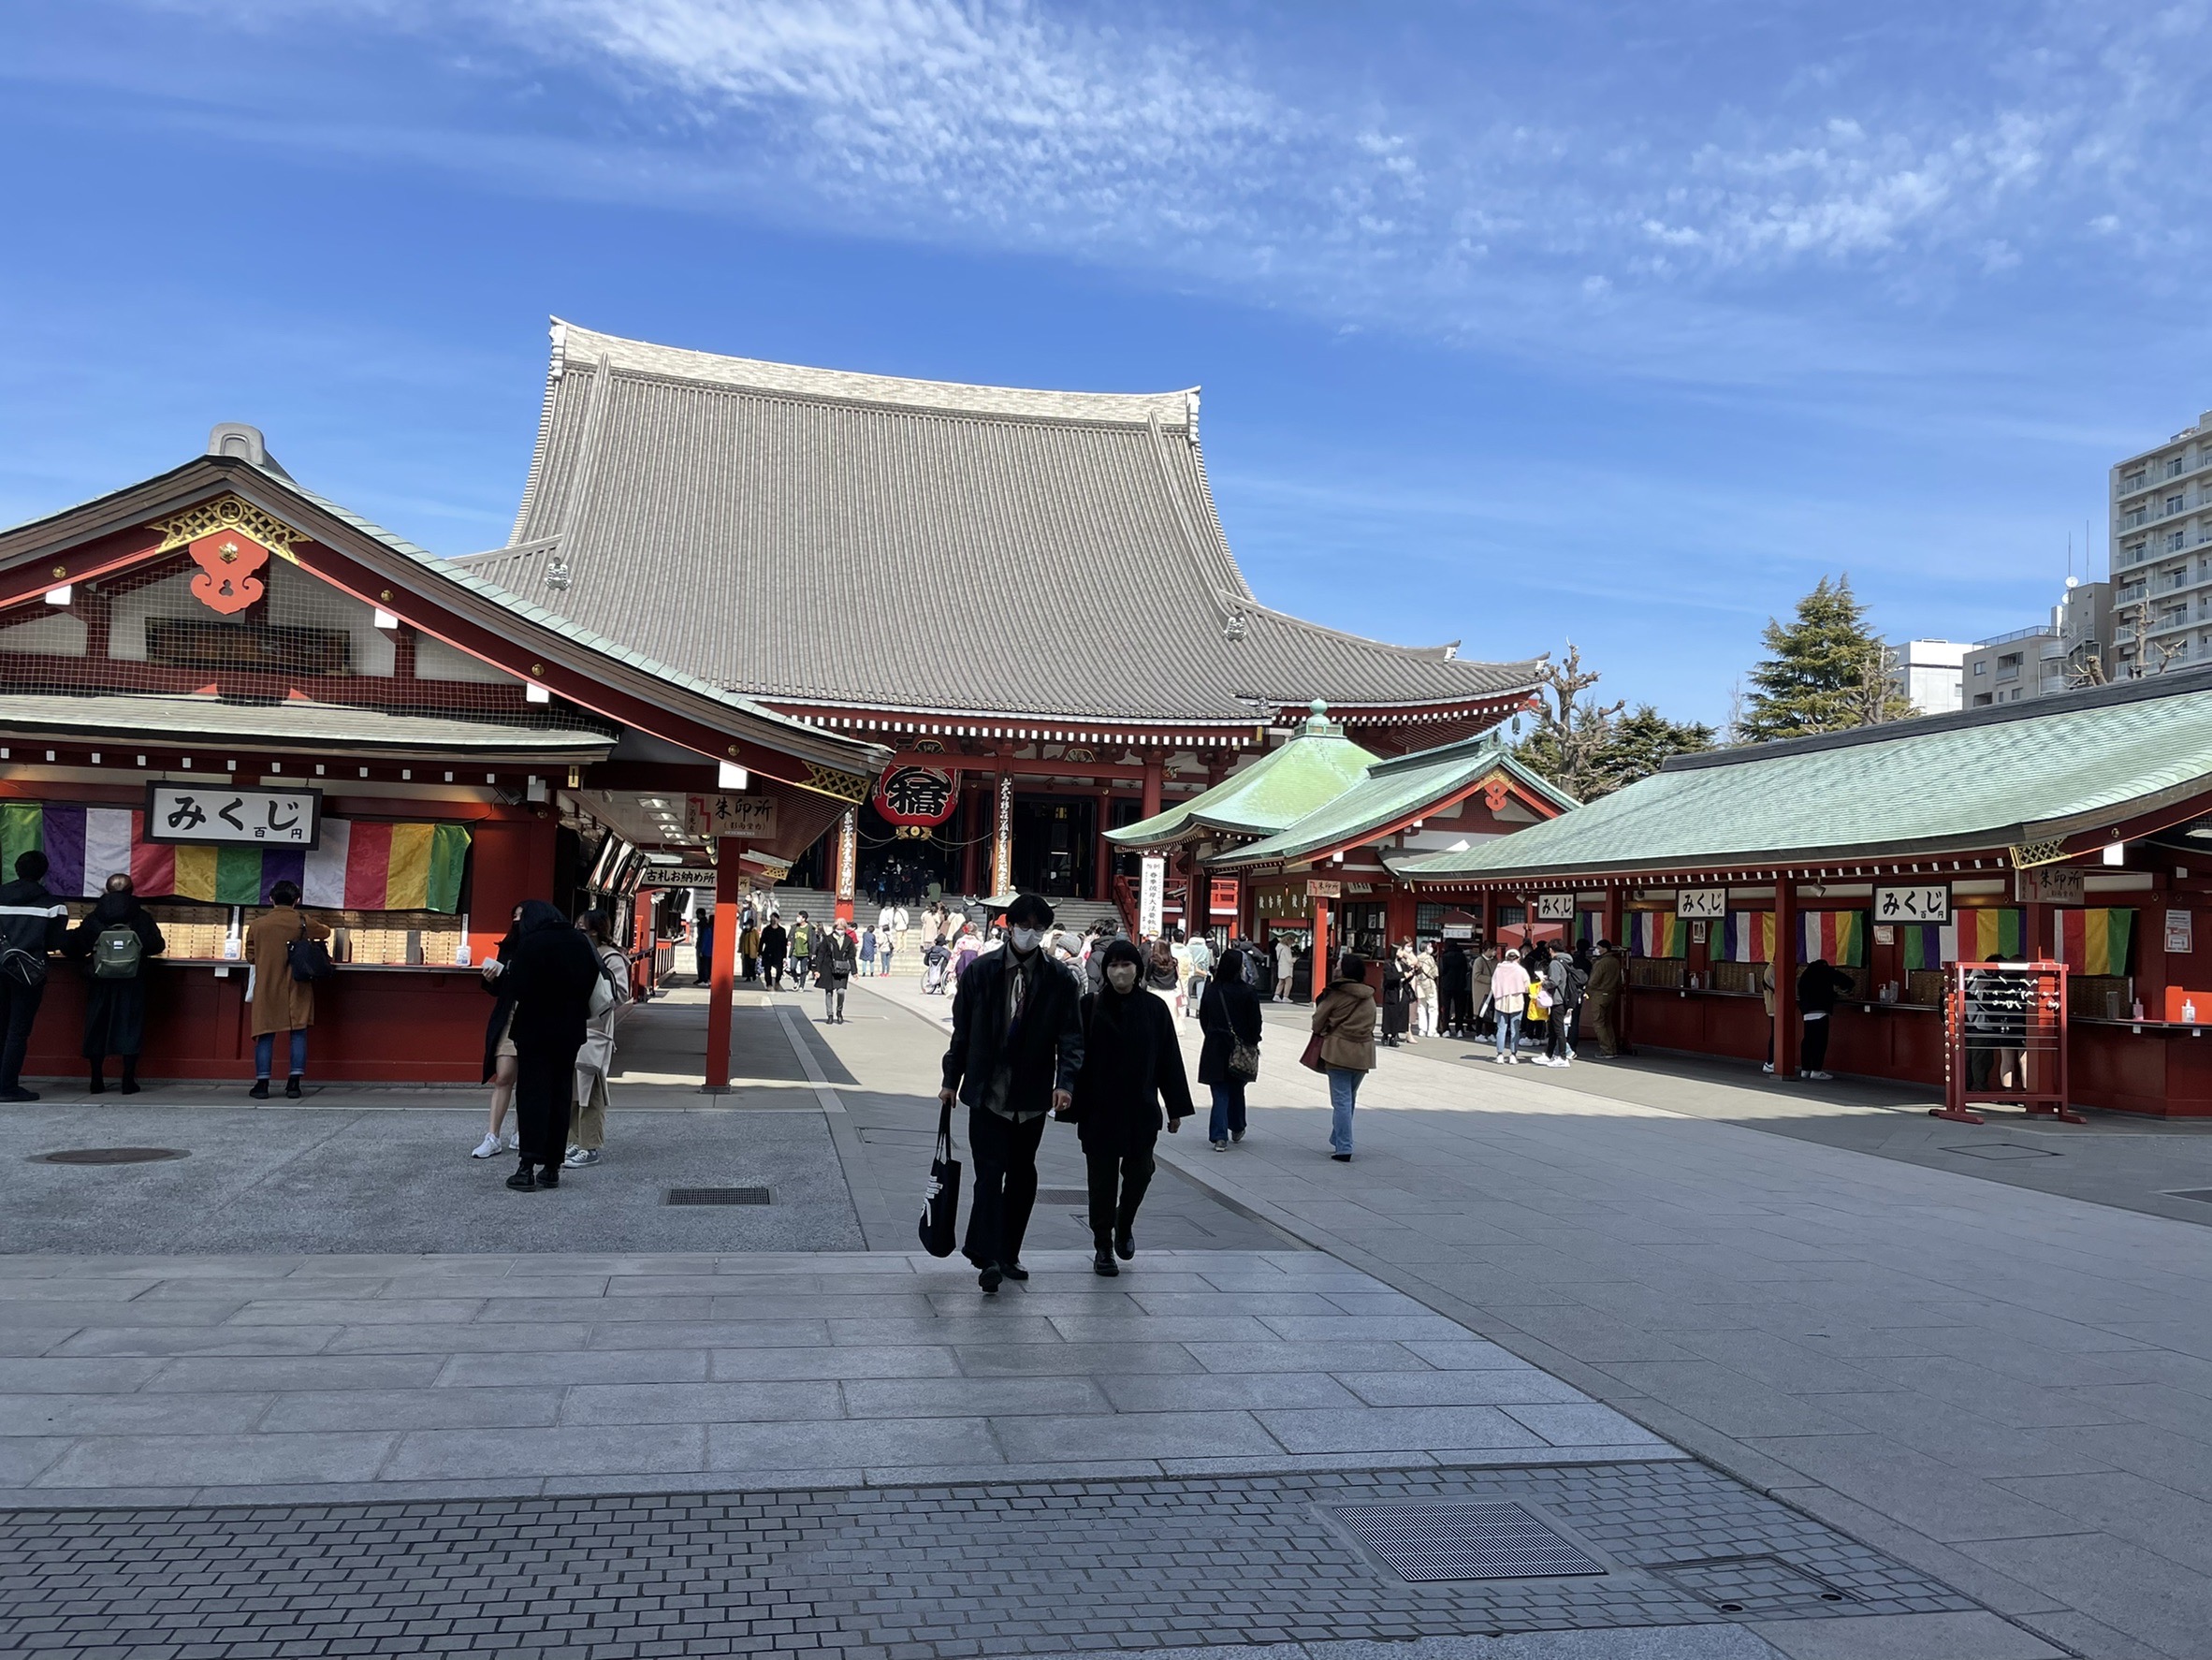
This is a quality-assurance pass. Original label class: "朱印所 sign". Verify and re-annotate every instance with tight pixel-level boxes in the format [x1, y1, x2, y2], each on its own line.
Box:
[2016, 866, 2086, 905]
[1874, 884, 1949, 925]
[1675, 889, 1726, 920]
[686, 794, 777, 839]
[145, 783, 321, 848]
[1306, 879, 1343, 899]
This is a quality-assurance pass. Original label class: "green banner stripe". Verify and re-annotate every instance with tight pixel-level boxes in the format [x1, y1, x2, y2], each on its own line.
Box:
[0, 803, 43, 879]
[214, 845, 264, 906]
[426, 823, 470, 915]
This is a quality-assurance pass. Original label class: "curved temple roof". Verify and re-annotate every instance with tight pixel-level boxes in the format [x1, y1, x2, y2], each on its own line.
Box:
[457, 322, 1540, 728]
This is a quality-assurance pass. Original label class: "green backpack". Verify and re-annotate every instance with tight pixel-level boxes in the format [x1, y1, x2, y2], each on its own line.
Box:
[93, 924, 142, 979]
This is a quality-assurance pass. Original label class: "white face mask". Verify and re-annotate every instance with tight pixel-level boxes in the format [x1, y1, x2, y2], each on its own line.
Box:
[1010, 925, 1042, 953]
[1105, 963, 1140, 993]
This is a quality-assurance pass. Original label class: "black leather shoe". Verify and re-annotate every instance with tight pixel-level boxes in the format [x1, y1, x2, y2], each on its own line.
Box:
[979, 1264, 1002, 1293]
[248, 1080, 269, 1100]
[505, 1164, 537, 1191]
[119, 1078, 140, 1096]
[999, 1260, 1029, 1282]
[1114, 1226, 1134, 1261]
[537, 1165, 560, 1188]
[1093, 1247, 1119, 1277]
[284, 1076, 302, 1099]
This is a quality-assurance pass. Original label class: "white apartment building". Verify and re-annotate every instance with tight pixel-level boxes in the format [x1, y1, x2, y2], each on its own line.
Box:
[1961, 579, 2110, 706]
[2111, 410, 2212, 676]
[1888, 638, 1969, 714]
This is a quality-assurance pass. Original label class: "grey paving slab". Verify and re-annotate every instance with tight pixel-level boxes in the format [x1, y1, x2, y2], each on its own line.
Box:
[991, 1407, 1283, 1462]
[383, 1421, 706, 1479]
[557, 1379, 842, 1424]
[710, 1343, 964, 1380]
[145, 1353, 445, 1391]
[0, 1391, 273, 1435]
[1334, 1368, 1593, 1406]
[1746, 1610, 2065, 1658]
[257, 1385, 565, 1432]
[0, 1357, 168, 1392]
[954, 1339, 1207, 1376]
[1257, 1403, 1550, 1454]
[1095, 1370, 1367, 1412]
[36, 1429, 398, 1488]
[706, 1413, 999, 1470]
[842, 1374, 1111, 1418]
[437, 1347, 709, 1387]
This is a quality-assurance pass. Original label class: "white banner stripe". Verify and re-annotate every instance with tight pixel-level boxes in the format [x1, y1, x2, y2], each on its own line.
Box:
[303, 820, 351, 910]
[82, 808, 134, 897]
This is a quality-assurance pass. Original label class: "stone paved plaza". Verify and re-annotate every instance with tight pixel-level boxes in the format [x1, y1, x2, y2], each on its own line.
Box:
[10, 973, 2207, 1655]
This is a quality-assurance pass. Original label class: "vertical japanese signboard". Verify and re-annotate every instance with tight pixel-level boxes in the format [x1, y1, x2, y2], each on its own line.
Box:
[1139, 856, 1166, 938]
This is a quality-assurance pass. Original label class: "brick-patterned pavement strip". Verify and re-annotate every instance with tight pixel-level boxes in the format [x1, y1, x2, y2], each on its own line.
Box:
[0, 1462, 1977, 1659]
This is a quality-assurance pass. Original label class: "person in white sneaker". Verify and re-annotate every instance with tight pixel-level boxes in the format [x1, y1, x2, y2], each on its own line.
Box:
[473, 906, 525, 1158]
[1758, 963, 1777, 1073]
[1489, 949, 1530, 1063]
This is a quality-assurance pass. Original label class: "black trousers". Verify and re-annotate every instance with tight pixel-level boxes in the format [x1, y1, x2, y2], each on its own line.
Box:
[1443, 986, 1475, 1032]
[964, 1106, 1046, 1267]
[515, 1041, 582, 1167]
[1085, 1145, 1154, 1243]
[1800, 1014, 1832, 1072]
[764, 957, 784, 990]
[0, 979, 45, 1090]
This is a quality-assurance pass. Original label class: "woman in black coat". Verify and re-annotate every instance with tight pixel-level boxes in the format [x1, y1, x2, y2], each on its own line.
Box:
[1380, 948, 1412, 1046]
[1063, 938, 1193, 1276]
[1197, 947, 1262, 1149]
[499, 901, 602, 1191]
[65, 874, 165, 1094]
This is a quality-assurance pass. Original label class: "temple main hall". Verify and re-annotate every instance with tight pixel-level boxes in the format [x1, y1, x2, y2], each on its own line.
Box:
[457, 322, 1541, 909]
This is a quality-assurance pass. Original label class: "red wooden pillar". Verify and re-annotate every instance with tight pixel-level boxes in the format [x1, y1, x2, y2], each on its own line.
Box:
[1775, 876, 1799, 1077]
[1141, 756, 1163, 822]
[834, 808, 856, 925]
[705, 836, 743, 1090]
[1311, 896, 1332, 1001]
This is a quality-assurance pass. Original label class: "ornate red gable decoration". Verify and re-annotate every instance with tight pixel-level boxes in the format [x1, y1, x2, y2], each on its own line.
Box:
[1479, 771, 1512, 813]
[150, 495, 303, 618]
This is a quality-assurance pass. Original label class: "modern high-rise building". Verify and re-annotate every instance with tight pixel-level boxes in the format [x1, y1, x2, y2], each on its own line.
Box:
[2110, 410, 2212, 677]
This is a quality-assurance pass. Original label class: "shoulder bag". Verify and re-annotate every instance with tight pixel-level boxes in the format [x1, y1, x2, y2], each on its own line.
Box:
[918, 1093, 963, 1257]
[286, 916, 335, 983]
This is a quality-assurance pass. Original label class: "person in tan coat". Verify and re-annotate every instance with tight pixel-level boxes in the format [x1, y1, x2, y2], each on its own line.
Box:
[1311, 952, 1377, 1161]
[242, 881, 330, 1099]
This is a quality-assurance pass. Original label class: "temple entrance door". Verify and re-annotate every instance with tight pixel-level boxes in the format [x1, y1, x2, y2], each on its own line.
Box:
[854, 798, 958, 903]
[1011, 795, 1094, 897]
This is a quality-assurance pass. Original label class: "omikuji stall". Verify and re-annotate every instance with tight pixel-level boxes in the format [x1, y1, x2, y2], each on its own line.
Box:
[1395, 669, 2212, 1117]
[0, 427, 884, 1086]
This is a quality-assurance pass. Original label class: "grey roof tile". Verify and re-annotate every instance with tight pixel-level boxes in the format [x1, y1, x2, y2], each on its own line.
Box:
[460, 321, 1541, 725]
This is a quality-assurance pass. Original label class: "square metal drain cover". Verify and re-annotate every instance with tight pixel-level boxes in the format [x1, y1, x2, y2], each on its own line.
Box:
[1941, 1142, 2060, 1160]
[1036, 1187, 1091, 1205]
[666, 1187, 772, 1205]
[1331, 1501, 1604, 1581]
[1649, 1555, 1852, 1616]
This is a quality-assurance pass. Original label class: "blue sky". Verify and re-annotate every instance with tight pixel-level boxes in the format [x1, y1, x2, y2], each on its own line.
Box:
[5, 1, 2209, 724]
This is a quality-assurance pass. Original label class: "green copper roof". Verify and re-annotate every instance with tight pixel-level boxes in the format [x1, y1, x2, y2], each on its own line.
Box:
[1108, 702, 1376, 847]
[1394, 670, 2212, 883]
[1215, 734, 1575, 868]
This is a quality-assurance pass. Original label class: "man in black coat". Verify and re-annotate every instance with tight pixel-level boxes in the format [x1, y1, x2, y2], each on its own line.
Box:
[940, 893, 1084, 1292]
[500, 901, 602, 1191]
[0, 851, 68, 1101]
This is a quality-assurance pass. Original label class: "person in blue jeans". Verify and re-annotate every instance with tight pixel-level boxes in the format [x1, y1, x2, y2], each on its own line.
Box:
[1197, 947, 1262, 1147]
[1488, 947, 1531, 1065]
[1309, 952, 1376, 1161]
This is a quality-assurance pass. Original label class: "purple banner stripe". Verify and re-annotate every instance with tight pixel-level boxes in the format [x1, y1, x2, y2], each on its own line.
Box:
[42, 805, 85, 900]
[259, 846, 307, 903]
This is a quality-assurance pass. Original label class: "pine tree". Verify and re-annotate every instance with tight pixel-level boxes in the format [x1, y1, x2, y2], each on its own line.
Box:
[1590, 706, 1716, 795]
[1737, 576, 1913, 743]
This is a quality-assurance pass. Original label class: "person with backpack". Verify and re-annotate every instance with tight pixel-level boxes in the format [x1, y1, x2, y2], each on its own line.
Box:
[1540, 943, 1586, 1067]
[565, 909, 630, 1169]
[66, 873, 166, 1095]
[242, 881, 331, 1099]
[0, 851, 70, 1100]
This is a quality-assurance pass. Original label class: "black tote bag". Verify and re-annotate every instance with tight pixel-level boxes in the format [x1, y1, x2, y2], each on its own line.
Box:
[918, 1094, 962, 1257]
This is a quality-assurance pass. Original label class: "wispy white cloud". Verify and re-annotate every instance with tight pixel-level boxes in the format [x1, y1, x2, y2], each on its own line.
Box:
[42, 0, 2212, 378]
